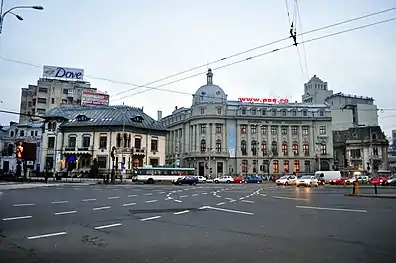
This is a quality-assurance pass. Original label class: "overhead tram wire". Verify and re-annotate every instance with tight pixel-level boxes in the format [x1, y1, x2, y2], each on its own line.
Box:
[111, 17, 396, 101]
[295, 0, 310, 79]
[0, 7, 395, 100]
[108, 7, 396, 99]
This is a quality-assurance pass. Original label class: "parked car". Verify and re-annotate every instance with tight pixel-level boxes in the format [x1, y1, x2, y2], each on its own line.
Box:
[244, 175, 263, 184]
[297, 176, 319, 187]
[197, 176, 207, 183]
[173, 176, 198, 185]
[276, 175, 297, 186]
[214, 176, 234, 184]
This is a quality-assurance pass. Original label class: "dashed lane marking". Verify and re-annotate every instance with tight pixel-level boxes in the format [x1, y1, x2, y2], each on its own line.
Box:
[145, 193, 153, 196]
[179, 195, 188, 198]
[174, 200, 182, 203]
[52, 201, 69, 204]
[54, 210, 77, 216]
[174, 210, 190, 215]
[273, 196, 308, 201]
[145, 200, 158, 203]
[27, 232, 67, 240]
[296, 205, 368, 213]
[2, 215, 32, 221]
[191, 194, 199, 196]
[82, 198, 96, 202]
[201, 192, 208, 195]
[140, 215, 162, 221]
[108, 196, 120, 199]
[260, 194, 267, 197]
[94, 223, 122, 230]
[203, 206, 254, 216]
[158, 192, 166, 194]
[13, 203, 35, 207]
[93, 206, 111, 211]
[122, 203, 136, 207]
[241, 200, 255, 204]
[128, 195, 138, 197]
[216, 202, 225, 206]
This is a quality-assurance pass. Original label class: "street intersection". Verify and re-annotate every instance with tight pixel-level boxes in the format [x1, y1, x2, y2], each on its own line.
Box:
[0, 183, 395, 263]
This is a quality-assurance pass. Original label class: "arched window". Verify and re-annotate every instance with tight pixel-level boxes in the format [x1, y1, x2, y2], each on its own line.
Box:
[282, 141, 288, 156]
[200, 139, 206, 152]
[216, 139, 222, 152]
[251, 140, 257, 156]
[116, 133, 122, 148]
[271, 141, 278, 155]
[303, 141, 309, 156]
[292, 141, 298, 156]
[261, 140, 267, 155]
[241, 140, 247, 155]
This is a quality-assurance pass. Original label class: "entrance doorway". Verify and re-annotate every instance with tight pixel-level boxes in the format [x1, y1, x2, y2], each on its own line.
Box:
[198, 162, 205, 177]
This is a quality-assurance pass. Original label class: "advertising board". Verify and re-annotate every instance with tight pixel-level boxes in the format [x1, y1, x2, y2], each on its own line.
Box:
[238, 97, 289, 103]
[43, 65, 84, 80]
[81, 91, 110, 106]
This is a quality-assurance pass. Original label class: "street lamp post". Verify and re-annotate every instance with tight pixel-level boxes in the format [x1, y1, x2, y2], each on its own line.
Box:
[0, 3, 44, 34]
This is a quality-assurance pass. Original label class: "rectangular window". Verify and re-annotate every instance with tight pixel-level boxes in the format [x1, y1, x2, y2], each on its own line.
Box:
[273, 160, 279, 173]
[251, 125, 256, 134]
[272, 110, 277, 116]
[261, 126, 267, 135]
[252, 160, 257, 173]
[242, 160, 248, 173]
[68, 136, 76, 147]
[51, 98, 55, 104]
[302, 126, 309, 135]
[294, 160, 300, 172]
[151, 139, 158, 151]
[350, 149, 361, 158]
[48, 137, 55, 149]
[283, 160, 289, 173]
[97, 156, 107, 168]
[215, 124, 222, 134]
[200, 124, 207, 134]
[373, 147, 379, 156]
[291, 126, 298, 135]
[303, 143, 309, 156]
[281, 110, 287, 117]
[261, 109, 267, 116]
[292, 110, 297, 116]
[319, 126, 326, 135]
[251, 109, 256, 115]
[99, 136, 107, 148]
[135, 137, 142, 149]
[271, 126, 277, 135]
[217, 108, 222, 114]
[38, 87, 48, 93]
[200, 108, 205, 114]
[319, 110, 324, 116]
[82, 136, 90, 147]
[303, 110, 308, 117]
[320, 144, 327, 155]
[37, 98, 47, 104]
[241, 108, 246, 115]
[281, 126, 287, 135]
[240, 125, 247, 134]
[304, 160, 311, 172]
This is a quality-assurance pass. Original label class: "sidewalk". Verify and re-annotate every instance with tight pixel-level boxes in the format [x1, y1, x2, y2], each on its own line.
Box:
[345, 193, 396, 199]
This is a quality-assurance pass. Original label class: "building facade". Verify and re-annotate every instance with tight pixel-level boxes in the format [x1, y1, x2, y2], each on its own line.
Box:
[333, 126, 389, 172]
[161, 69, 334, 177]
[301, 75, 379, 131]
[0, 121, 43, 174]
[40, 105, 167, 173]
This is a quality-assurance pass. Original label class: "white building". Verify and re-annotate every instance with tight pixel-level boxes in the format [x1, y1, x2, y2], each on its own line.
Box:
[301, 75, 378, 131]
[0, 121, 43, 174]
[40, 105, 167, 173]
[161, 69, 334, 177]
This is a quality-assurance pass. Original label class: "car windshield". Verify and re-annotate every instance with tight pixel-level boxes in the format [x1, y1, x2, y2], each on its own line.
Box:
[280, 176, 289, 179]
[301, 176, 311, 179]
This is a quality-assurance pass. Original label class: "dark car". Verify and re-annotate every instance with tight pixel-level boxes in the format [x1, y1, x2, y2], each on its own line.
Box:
[173, 176, 198, 186]
[244, 175, 263, 183]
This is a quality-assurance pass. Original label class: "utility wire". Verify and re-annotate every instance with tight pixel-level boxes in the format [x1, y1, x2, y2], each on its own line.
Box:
[112, 17, 396, 101]
[295, 0, 310, 79]
[0, 8, 395, 101]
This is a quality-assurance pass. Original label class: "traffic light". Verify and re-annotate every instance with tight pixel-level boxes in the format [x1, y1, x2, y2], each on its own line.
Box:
[16, 142, 23, 159]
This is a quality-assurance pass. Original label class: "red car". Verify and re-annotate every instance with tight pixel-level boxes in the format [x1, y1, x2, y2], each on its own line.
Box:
[370, 176, 387, 185]
[232, 176, 245, 183]
[330, 177, 347, 185]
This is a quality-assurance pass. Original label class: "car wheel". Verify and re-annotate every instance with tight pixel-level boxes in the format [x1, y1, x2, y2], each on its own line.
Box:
[285, 182, 288, 186]
[214, 181, 219, 184]
[226, 180, 231, 184]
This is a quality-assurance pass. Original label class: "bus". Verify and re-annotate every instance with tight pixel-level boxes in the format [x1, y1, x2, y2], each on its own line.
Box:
[133, 166, 195, 184]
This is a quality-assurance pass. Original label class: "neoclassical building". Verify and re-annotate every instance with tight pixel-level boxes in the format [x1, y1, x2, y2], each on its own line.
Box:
[40, 105, 167, 173]
[161, 69, 334, 177]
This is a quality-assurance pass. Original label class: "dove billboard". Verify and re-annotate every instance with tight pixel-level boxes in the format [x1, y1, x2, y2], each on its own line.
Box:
[43, 65, 84, 80]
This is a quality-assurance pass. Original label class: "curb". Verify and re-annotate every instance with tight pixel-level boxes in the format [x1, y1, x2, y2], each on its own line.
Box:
[345, 194, 396, 199]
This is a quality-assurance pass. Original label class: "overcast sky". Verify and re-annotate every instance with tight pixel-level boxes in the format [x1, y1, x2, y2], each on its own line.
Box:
[1, 0, 395, 135]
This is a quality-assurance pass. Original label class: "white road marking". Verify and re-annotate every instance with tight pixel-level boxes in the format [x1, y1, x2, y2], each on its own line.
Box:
[145, 193, 153, 196]
[122, 203, 136, 207]
[174, 199, 182, 203]
[93, 206, 111, 211]
[54, 210, 77, 216]
[174, 210, 190, 215]
[82, 198, 96, 202]
[215, 195, 221, 198]
[201, 192, 208, 195]
[216, 202, 225, 206]
[92, 189, 103, 191]
[128, 194, 138, 197]
[239, 197, 245, 200]
[296, 205, 368, 213]
[229, 199, 237, 203]
[2, 215, 32, 221]
[52, 201, 69, 204]
[184, 189, 190, 191]
[108, 196, 120, 199]
[94, 223, 122, 230]
[165, 197, 173, 200]
[204, 206, 254, 215]
[241, 200, 255, 203]
[112, 189, 120, 191]
[225, 197, 233, 200]
[191, 194, 199, 196]
[145, 200, 158, 203]
[179, 195, 188, 198]
[158, 192, 166, 194]
[140, 215, 162, 221]
[199, 206, 209, 210]
[13, 203, 35, 207]
[27, 232, 67, 240]
[273, 196, 308, 201]
[260, 194, 267, 197]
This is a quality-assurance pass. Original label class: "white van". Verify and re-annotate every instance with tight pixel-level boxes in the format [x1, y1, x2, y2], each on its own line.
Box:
[314, 171, 341, 184]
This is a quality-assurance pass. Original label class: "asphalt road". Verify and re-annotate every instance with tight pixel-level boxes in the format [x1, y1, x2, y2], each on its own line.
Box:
[0, 183, 395, 263]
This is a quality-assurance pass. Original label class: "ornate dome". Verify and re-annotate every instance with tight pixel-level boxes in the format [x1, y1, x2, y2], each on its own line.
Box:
[192, 69, 227, 105]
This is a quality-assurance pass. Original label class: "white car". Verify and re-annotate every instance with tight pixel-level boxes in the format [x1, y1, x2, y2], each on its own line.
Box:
[297, 176, 319, 187]
[214, 176, 234, 183]
[197, 176, 207, 183]
[276, 175, 297, 186]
